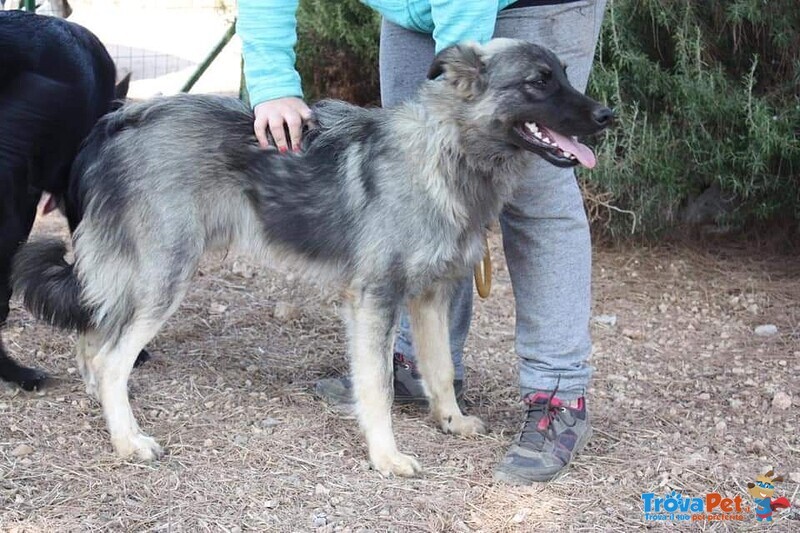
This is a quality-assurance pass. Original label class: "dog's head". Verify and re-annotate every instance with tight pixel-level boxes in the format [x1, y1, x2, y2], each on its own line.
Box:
[427, 39, 613, 168]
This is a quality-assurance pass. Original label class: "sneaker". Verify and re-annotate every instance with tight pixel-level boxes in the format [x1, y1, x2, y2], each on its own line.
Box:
[314, 353, 464, 412]
[493, 391, 591, 484]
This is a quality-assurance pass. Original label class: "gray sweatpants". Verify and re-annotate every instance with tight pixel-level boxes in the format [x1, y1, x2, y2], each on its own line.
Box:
[382, 1, 607, 400]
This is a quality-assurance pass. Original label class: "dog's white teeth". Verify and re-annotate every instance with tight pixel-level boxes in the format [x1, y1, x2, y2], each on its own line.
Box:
[563, 151, 574, 159]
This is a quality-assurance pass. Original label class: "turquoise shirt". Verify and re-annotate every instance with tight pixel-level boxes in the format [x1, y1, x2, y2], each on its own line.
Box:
[237, 0, 517, 107]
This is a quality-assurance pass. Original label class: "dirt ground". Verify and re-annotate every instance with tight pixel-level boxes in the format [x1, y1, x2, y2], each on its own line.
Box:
[1, 213, 798, 532]
[2, 3, 799, 529]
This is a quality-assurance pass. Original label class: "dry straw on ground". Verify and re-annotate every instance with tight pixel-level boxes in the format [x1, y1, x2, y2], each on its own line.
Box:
[1, 215, 798, 532]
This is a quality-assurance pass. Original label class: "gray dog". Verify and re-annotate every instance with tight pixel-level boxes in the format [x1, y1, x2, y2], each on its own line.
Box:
[13, 38, 612, 476]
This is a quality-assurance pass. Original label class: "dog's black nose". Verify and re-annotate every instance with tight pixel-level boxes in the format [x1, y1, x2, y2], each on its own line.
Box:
[592, 107, 614, 127]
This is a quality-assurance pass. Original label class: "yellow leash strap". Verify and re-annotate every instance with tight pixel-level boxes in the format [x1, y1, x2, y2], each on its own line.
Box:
[473, 234, 492, 299]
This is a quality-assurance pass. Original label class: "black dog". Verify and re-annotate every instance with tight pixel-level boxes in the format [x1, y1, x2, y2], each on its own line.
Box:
[0, 10, 141, 390]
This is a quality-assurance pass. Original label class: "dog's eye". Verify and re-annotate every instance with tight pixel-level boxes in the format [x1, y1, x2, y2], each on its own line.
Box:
[526, 79, 547, 89]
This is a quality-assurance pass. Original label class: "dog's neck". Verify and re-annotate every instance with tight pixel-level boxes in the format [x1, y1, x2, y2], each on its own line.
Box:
[394, 86, 532, 227]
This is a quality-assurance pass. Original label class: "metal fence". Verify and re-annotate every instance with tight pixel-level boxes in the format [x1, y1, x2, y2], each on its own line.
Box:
[13, 0, 243, 99]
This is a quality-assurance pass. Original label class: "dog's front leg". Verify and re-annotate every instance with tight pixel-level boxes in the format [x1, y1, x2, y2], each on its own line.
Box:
[409, 284, 487, 436]
[343, 287, 421, 477]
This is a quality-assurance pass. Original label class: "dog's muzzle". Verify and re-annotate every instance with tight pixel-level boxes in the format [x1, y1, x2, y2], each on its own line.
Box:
[512, 122, 597, 169]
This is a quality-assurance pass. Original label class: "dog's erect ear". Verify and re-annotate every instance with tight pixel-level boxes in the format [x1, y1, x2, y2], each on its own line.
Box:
[115, 72, 131, 100]
[427, 43, 487, 99]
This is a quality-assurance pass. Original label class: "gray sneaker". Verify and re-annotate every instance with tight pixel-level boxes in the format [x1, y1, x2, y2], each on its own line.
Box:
[493, 391, 591, 484]
[315, 353, 464, 413]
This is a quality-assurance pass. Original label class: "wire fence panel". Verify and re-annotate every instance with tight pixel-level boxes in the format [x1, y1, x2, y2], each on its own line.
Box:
[67, 0, 240, 98]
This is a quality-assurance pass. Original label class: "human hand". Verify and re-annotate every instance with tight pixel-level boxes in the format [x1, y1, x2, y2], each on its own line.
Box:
[253, 97, 312, 152]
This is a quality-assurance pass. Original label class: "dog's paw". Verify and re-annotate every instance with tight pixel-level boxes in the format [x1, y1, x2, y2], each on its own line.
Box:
[84, 381, 100, 402]
[440, 414, 487, 436]
[113, 433, 164, 462]
[370, 450, 422, 477]
[15, 367, 48, 391]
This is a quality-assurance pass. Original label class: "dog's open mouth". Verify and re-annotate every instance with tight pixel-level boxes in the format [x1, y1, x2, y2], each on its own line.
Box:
[514, 122, 597, 169]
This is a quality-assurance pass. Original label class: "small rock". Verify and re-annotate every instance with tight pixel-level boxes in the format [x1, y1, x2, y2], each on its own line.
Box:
[209, 302, 228, 314]
[231, 260, 255, 279]
[714, 421, 726, 437]
[274, 301, 299, 321]
[264, 500, 278, 509]
[772, 392, 792, 410]
[622, 328, 644, 340]
[698, 393, 711, 401]
[788, 472, 800, 483]
[312, 513, 327, 528]
[260, 417, 280, 428]
[593, 314, 617, 326]
[746, 440, 764, 453]
[315, 483, 330, 496]
[657, 303, 669, 313]
[203, 438, 214, 447]
[10, 444, 33, 457]
[754, 324, 778, 336]
[511, 509, 529, 524]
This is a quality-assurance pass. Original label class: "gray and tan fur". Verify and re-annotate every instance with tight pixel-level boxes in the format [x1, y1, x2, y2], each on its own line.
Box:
[13, 39, 611, 476]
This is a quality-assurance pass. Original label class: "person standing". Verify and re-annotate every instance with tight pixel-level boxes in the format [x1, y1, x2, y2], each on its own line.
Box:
[237, 0, 607, 484]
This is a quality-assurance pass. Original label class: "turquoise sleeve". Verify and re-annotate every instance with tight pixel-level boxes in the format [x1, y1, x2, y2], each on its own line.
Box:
[237, 0, 303, 107]
[430, 0, 500, 52]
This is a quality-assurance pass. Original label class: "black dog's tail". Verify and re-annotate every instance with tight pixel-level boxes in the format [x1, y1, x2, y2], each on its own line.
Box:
[12, 239, 92, 331]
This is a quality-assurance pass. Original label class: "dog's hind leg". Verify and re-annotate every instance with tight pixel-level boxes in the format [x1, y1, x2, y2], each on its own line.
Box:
[344, 287, 422, 477]
[75, 329, 103, 400]
[408, 284, 486, 437]
[94, 320, 165, 461]
[0, 196, 47, 390]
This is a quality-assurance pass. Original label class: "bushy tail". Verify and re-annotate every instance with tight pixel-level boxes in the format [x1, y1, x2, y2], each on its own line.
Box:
[12, 239, 92, 331]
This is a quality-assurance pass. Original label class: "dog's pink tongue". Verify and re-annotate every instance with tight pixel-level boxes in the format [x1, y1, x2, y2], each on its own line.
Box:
[542, 127, 597, 169]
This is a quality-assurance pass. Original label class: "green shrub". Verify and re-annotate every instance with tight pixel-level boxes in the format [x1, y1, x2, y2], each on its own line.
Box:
[293, 0, 800, 237]
[296, 0, 380, 104]
[585, 0, 800, 237]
